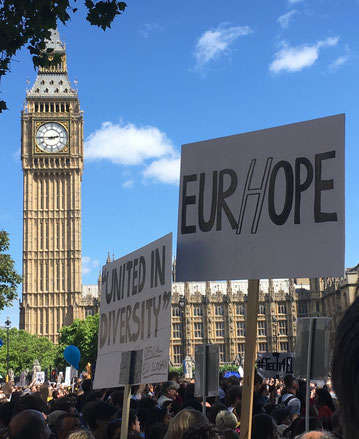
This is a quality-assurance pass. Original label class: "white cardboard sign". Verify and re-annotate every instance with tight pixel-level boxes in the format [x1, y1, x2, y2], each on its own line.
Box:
[176, 115, 345, 281]
[93, 234, 172, 389]
[35, 371, 45, 384]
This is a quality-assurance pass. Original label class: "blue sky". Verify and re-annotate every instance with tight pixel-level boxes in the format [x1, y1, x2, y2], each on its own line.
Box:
[0, 0, 358, 327]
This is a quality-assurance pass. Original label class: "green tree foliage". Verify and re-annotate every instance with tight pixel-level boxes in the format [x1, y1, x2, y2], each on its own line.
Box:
[55, 313, 99, 371]
[0, 0, 127, 111]
[0, 230, 22, 310]
[0, 327, 56, 376]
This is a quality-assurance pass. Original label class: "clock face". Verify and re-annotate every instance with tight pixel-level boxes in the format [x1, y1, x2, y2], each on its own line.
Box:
[36, 122, 68, 152]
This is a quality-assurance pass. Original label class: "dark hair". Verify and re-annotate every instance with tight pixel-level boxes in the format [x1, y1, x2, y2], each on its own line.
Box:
[316, 388, 335, 413]
[270, 408, 290, 425]
[332, 295, 359, 439]
[8, 409, 48, 439]
[129, 409, 138, 428]
[137, 396, 157, 410]
[254, 374, 263, 386]
[12, 394, 49, 416]
[52, 396, 75, 412]
[168, 371, 180, 382]
[0, 401, 15, 427]
[283, 375, 298, 393]
[182, 423, 225, 439]
[110, 389, 124, 406]
[184, 383, 195, 401]
[251, 413, 276, 439]
[207, 403, 227, 424]
[146, 422, 168, 439]
[53, 413, 80, 436]
[81, 379, 92, 393]
[225, 386, 242, 407]
[293, 417, 323, 437]
[82, 401, 117, 430]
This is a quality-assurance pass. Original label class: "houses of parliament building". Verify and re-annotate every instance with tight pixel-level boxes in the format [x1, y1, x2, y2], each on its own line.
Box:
[18, 29, 359, 363]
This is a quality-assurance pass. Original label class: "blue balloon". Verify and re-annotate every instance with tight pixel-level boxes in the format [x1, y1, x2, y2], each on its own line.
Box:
[64, 345, 81, 370]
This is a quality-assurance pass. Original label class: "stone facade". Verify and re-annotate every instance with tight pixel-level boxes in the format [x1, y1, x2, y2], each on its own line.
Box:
[169, 278, 310, 365]
[19, 29, 91, 343]
[168, 266, 359, 366]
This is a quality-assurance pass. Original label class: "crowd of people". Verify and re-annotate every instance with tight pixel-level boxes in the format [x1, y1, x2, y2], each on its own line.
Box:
[0, 371, 342, 439]
[1, 295, 359, 439]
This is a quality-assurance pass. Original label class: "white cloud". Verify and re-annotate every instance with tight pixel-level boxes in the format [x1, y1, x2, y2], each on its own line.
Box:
[122, 179, 134, 189]
[139, 23, 161, 39]
[85, 121, 180, 185]
[85, 121, 176, 166]
[82, 256, 99, 275]
[143, 157, 180, 185]
[329, 55, 349, 71]
[269, 37, 339, 73]
[277, 10, 298, 29]
[194, 23, 252, 69]
[288, 0, 303, 4]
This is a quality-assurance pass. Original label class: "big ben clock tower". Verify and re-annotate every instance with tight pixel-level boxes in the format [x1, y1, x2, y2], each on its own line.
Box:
[20, 29, 83, 343]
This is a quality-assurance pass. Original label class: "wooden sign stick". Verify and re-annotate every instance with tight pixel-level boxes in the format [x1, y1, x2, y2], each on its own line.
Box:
[239, 279, 260, 439]
[120, 383, 131, 439]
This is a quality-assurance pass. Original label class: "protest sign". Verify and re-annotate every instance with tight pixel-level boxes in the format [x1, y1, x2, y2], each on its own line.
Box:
[295, 317, 331, 380]
[64, 367, 71, 386]
[93, 234, 172, 389]
[35, 371, 45, 384]
[194, 344, 219, 399]
[256, 352, 295, 378]
[176, 114, 345, 281]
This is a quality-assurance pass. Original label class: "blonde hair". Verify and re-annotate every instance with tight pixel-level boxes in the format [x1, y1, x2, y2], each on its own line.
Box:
[68, 431, 95, 439]
[215, 410, 238, 430]
[163, 408, 208, 439]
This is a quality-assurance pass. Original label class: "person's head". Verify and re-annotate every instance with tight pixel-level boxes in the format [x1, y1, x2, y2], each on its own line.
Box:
[146, 422, 168, 439]
[225, 386, 242, 408]
[296, 432, 337, 439]
[207, 403, 227, 424]
[68, 431, 95, 439]
[283, 375, 298, 394]
[270, 408, 291, 426]
[129, 409, 141, 433]
[161, 381, 179, 400]
[164, 408, 208, 439]
[53, 413, 81, 439]
[293, 417, 323, 437]
[315, 388, 335, 412]
[52, 397, 77, 413]
[215, 410, 237, 430]
[8, 409, 51, 439]
[251, 413, 278, 439]
[109, 389, 124, 407]
[82, 401, 117, 439]
[254, 374, 264, 393]
[182, 423, 225, 439]
[168, 372, 180, 383]
[0, 401, 15, 427]
[12, 393, 49, 416]
[81, 379, 92, 394]
[332, 295, 359, 439]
